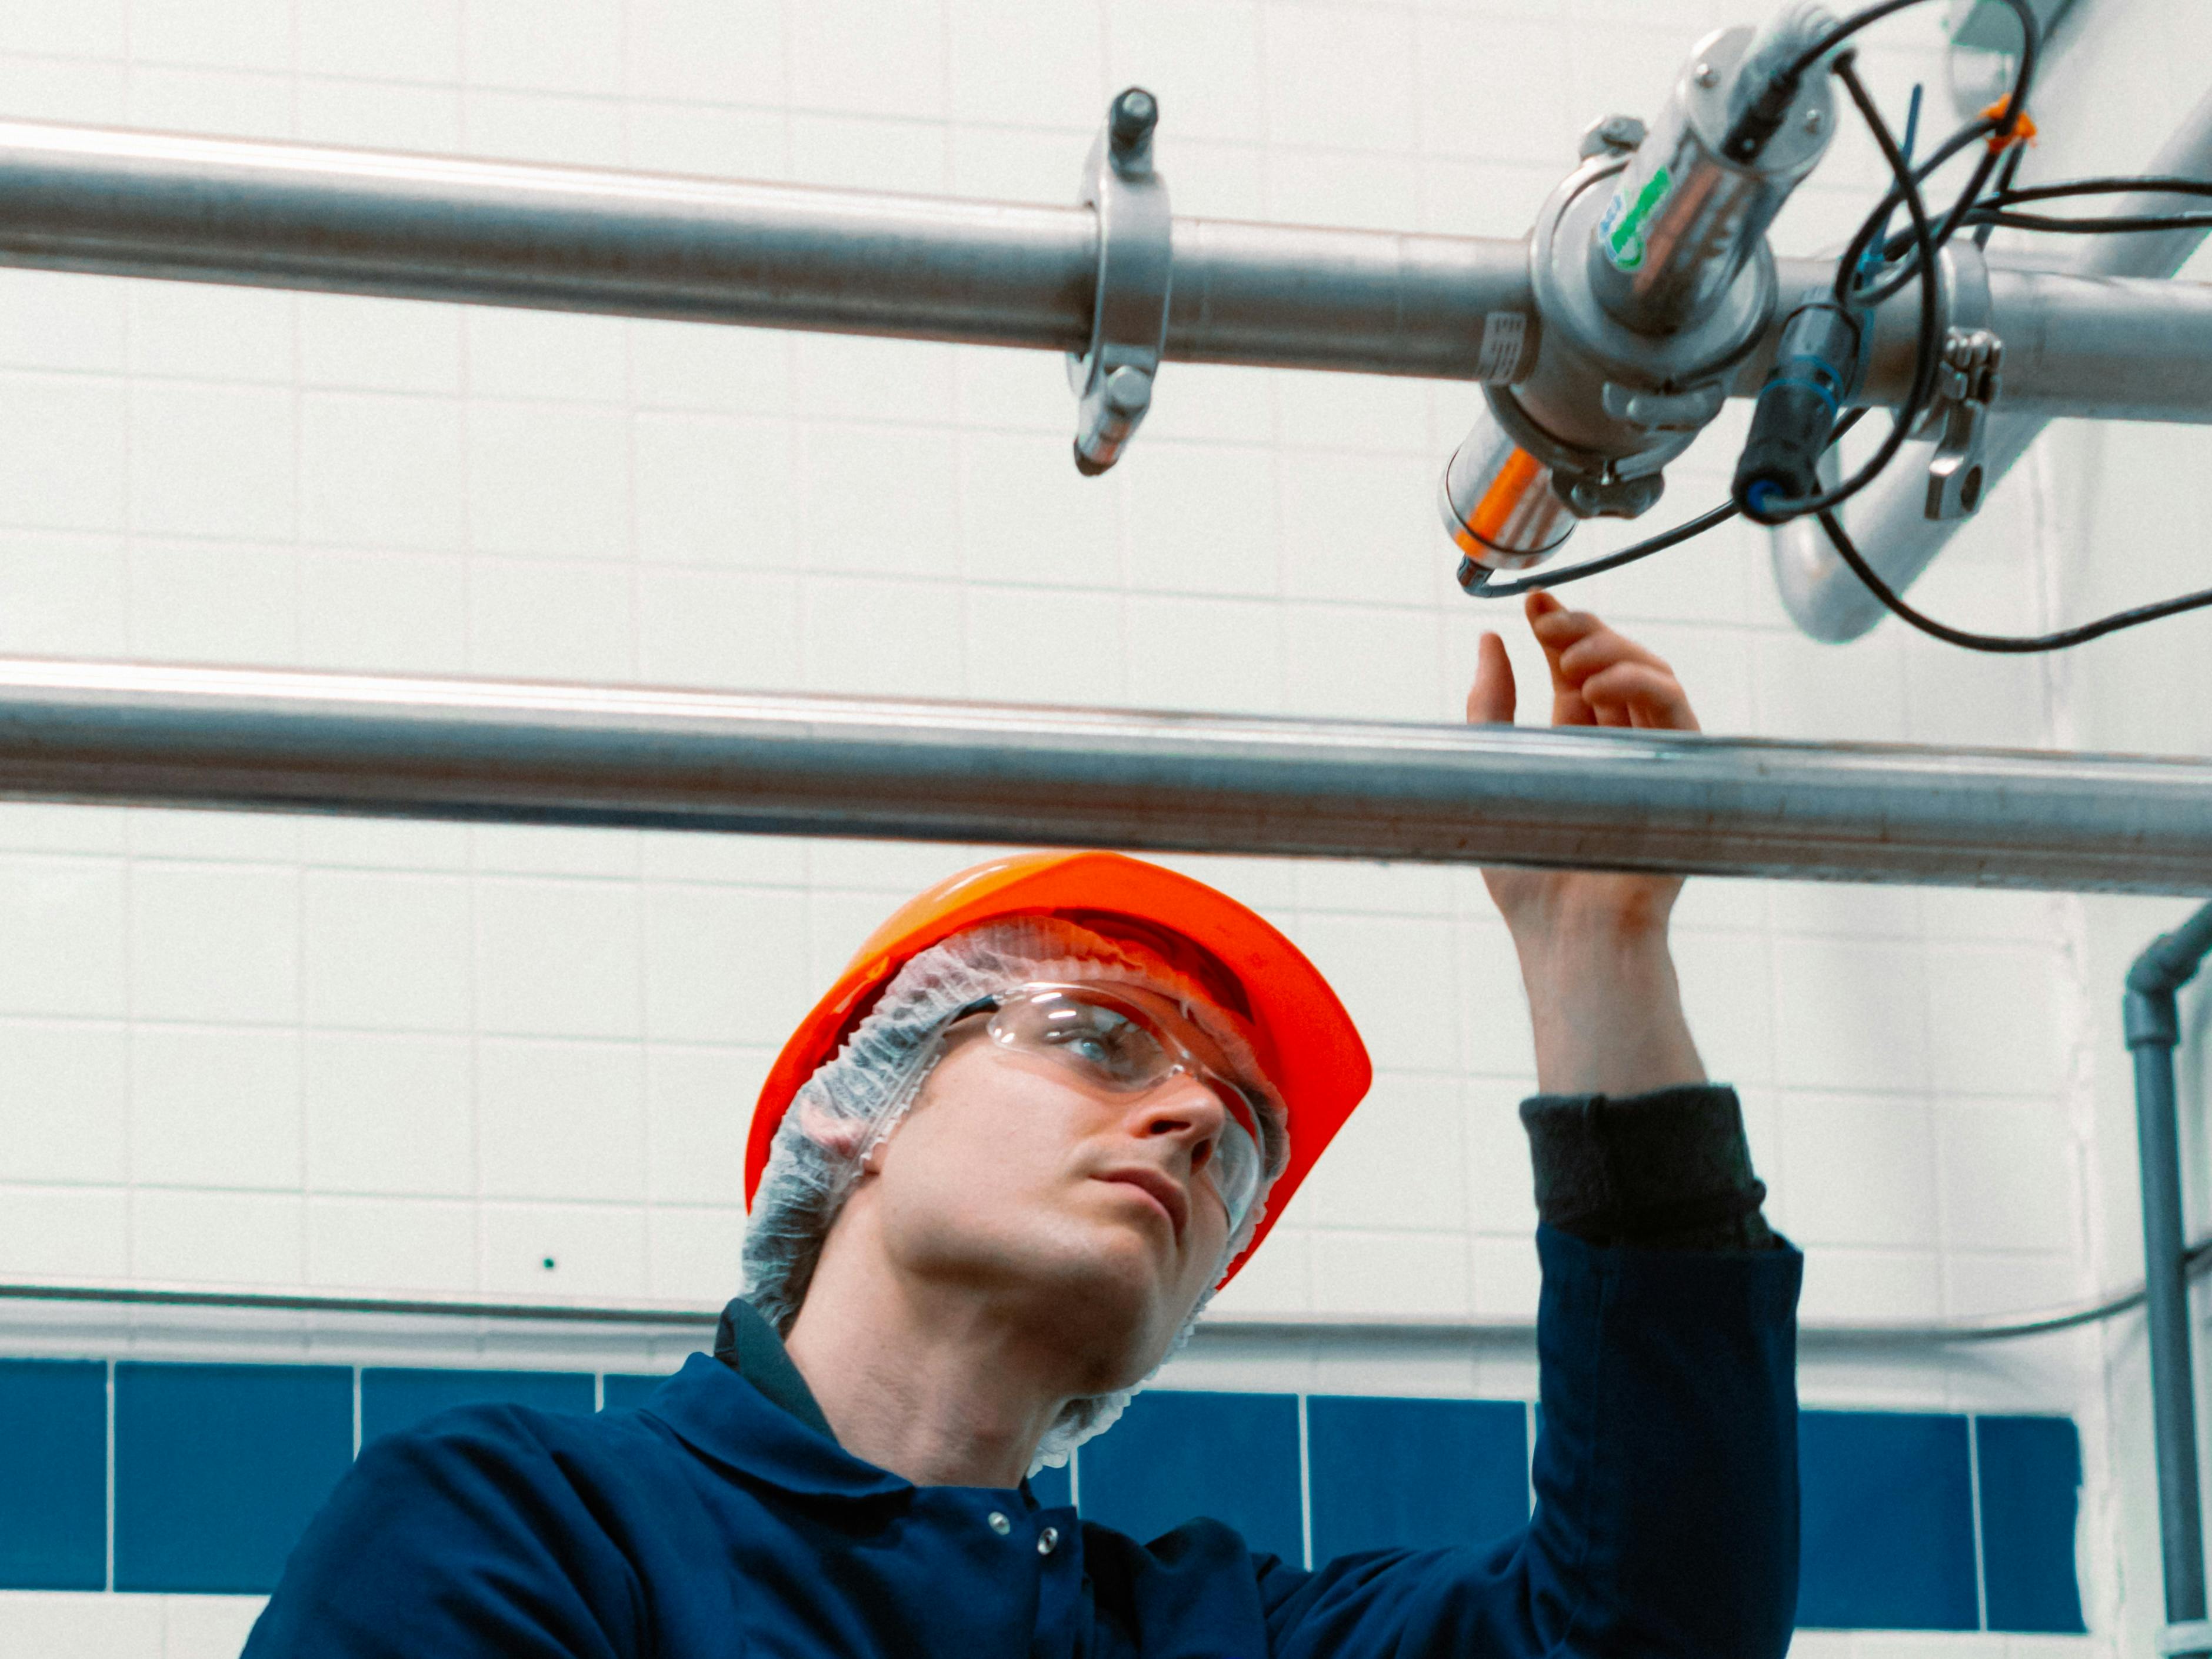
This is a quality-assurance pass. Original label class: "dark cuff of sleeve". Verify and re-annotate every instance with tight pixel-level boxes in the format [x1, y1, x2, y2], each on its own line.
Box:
[1519, 1083, 1777, 1251]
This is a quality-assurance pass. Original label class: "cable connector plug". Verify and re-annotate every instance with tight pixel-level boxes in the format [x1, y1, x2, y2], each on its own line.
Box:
[1733, 290, 1865, 523]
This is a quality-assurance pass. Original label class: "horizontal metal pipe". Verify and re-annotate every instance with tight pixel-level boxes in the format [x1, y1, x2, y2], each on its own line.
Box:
[8, 119, 2212, 405]
[8, 1250, 2197, 1345]
[0, 118, 1535, 378]
[1761, 257, 2212, 426]
[4, 658, 2212, 892]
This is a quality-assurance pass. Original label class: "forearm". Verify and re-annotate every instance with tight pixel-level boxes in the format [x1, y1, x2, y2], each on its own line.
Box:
[1515, 920, 1704, 1098]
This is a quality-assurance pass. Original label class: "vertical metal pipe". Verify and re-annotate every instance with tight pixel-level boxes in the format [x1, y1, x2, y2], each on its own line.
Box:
[2126, 904, 2212, 1654]
[2134, 1036, 2207, 1633]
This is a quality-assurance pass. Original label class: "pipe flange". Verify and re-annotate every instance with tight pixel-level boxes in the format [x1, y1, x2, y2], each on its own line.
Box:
[1068, 87, 1172, 476]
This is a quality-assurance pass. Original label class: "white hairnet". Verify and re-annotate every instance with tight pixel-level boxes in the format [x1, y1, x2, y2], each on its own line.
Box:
[741, 915, 1290, 1470]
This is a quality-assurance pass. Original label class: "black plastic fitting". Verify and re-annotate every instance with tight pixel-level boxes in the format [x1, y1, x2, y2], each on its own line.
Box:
[1733, 291, 1865, 524]
[1720, 71, 1803, 164]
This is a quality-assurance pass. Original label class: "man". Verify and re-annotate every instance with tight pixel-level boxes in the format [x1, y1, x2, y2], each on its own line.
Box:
[248, 592, 1799, 1658]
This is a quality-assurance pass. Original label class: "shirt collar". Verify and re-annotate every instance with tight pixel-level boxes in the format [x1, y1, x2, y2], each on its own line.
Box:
[712, 1295, 837, 1440]
[651, 1297, 1050, 1508]
[645, 1345, 915, 1502]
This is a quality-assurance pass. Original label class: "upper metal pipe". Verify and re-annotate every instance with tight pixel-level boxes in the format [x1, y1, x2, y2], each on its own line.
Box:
[5, 658, 2212, 892]
[6, 118, 2212, 404]
[0, 118, 1535, 379]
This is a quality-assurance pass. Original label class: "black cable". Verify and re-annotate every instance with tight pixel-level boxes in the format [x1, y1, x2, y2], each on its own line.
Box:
[1988, 176, 2212, 206]
[1763, 54, 1944, 520]
[1959, 175, 2212, 237]
[1468, 502, 1740, 598]
[1858, 139, 2005, 304]
[1967, 209, 2212, 235]
[1974, 145, 2026, 248]
[1470, 411, 1873, 600]
[1784, 0, 2037, 138]
[1815, 510, 2212, 652]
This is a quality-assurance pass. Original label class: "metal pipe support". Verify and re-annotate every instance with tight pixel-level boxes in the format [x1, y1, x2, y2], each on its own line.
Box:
[7, 658, 2212, 892]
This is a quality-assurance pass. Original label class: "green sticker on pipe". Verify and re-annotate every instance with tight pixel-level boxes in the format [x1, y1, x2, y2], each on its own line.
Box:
[1599, 165, 1672, 273]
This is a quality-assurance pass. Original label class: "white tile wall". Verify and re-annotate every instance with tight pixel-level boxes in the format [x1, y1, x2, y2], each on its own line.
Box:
[0, 0, 2131, 1651]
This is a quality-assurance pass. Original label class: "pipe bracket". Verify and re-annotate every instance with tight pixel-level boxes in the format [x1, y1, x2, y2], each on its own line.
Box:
[1069, 87, 1172, 476]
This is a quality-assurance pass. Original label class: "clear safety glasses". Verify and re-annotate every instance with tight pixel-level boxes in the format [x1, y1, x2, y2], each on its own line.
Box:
[958, 982, 1269, 1233]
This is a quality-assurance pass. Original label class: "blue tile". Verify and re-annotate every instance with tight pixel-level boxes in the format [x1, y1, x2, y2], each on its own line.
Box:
[1798, 1411, 1978, 1631]
[1308, 1396, 1528, 1561]
[1977, 1415, 2087, 1634]
[114, 1363, 354, 1594]
[1077, 1390, 1302, 1563]
[1027, 1460, 1073, 1510]
[361, 1368, 594, 1446]
[0, 1360, 106, 1590]
[602, 1371, 681, 1414]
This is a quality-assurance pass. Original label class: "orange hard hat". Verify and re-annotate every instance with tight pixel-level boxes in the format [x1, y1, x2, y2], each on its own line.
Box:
[745, 849, 1372, 1284]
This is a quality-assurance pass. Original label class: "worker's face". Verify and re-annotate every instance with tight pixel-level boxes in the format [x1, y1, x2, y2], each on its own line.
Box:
[851, 1007, 1248, 1394]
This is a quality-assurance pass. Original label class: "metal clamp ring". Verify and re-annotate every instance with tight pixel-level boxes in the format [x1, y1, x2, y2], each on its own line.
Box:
[1069, 86, 1172, 476]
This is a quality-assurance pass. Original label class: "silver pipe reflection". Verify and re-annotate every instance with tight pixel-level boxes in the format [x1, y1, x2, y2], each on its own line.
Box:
[3, 657, 2212, 892]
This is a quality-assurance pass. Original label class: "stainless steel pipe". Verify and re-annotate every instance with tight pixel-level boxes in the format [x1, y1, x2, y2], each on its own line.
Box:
[0, 118, 1533, 379]
[5, 658, 2212, 893]
[7, 119, 2212, 402]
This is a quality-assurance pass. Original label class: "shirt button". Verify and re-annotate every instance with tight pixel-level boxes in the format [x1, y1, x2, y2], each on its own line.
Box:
[987, 1511, 1011, 1536]
[1037, 1527, 1060, 1555]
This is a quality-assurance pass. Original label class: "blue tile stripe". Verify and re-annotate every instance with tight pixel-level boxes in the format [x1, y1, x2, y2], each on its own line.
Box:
[0, 1358, 2086, 1629]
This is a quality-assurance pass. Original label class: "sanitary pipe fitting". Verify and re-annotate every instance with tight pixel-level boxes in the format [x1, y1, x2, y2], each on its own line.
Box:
[1440, 23, 1833, 584]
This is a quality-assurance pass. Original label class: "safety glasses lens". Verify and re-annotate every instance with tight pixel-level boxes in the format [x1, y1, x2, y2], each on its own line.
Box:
[993, 991, 1175, 1087]
[989, 985, 1268, 1232]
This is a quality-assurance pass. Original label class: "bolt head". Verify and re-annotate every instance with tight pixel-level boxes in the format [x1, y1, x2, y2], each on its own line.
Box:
[1110, 87, 1158, 149]
[1577, 114, 1647, 158]
[1803, 105, 1824, 134]
[1694, 61, 1719, 88]
[1103, 364, 1152, 415]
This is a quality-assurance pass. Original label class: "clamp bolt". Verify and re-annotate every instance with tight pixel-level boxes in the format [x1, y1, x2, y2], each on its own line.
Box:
[1110, 88, 1158, 153]
[1577, 114, 1647, 159]
[1103, 365, 1152, 416]
[1804, 106, 1824, 134]
[1694, 61, 1719, 88]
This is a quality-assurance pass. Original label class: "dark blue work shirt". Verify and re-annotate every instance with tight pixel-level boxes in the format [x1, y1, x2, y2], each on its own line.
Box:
[245, 1225, 1802, 1659]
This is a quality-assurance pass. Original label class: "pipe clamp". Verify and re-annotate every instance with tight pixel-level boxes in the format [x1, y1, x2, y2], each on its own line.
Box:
[1069, 87, 1172, 475]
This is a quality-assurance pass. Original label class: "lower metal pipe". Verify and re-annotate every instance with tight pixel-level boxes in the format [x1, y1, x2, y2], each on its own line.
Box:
[5, 658, 2212, 891]
[2127, 905, 2212, 1657]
